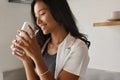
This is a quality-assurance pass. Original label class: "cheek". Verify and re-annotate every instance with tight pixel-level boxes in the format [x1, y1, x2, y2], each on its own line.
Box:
[45, 12, 56, 23]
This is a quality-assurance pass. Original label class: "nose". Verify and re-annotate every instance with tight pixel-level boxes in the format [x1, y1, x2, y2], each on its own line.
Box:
[36, 17, 42, 26]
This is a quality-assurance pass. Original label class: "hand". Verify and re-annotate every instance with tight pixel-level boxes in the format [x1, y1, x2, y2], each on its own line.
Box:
[14, 25, 42, 61]
[11, 40, 33, 64]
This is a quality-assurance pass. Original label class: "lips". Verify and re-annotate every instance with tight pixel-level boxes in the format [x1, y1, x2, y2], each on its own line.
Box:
[41, 26, 46, 30]
[39, 24, 47, 30]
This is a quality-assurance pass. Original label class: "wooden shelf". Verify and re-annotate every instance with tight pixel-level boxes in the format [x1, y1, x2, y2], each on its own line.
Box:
[93, 21, 120, 27]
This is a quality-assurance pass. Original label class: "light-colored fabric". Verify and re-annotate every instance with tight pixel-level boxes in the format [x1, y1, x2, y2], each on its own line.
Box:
[41, 33, 89, 79]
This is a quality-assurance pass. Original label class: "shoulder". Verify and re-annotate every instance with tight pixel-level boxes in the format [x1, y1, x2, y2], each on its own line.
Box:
[62, 37, 89, 77]
[61, 33, 88, 49]
[71, 38, 88, 51]
[60, 33, 88, 54]
[70, 38, 88, 57]
[73, 38, 87, 48]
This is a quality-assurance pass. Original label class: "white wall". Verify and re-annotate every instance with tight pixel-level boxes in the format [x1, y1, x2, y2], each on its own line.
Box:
[68, 0, 120, 72]
[0, 0, 31, 72]
[0, 0, 120, 78]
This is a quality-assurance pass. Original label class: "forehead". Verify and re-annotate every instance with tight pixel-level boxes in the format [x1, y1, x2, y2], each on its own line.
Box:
[34, 1, 48, 14]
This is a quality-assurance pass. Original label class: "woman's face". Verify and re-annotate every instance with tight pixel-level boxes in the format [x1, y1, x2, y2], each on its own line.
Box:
[34, 1, 59, 35]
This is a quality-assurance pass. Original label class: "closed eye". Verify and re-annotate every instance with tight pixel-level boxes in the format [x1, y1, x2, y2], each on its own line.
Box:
[40, 12, 46, 16]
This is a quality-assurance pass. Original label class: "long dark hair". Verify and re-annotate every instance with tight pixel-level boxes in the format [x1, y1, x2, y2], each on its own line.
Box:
[31, 0, 90, 48]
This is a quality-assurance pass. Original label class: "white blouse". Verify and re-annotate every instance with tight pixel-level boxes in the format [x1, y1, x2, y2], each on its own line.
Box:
[41, 33, 89, 80]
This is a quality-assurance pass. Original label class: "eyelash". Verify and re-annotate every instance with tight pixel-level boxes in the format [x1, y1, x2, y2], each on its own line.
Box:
[40, 12, 45, 16]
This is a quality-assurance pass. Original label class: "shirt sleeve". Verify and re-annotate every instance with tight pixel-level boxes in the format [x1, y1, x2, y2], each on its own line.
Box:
[63, 41, 89, 77]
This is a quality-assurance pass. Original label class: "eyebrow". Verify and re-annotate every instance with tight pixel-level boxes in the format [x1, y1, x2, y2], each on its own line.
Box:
[37, 8, 48, 13]
[35, 8, 48, 17]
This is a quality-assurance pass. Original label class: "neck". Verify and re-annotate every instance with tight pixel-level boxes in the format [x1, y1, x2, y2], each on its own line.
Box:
[50, 26, 68, 45]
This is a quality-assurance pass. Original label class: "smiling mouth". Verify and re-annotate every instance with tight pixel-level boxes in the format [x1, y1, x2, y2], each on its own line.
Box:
[40, 24, 47, 31]
[41, 26, 45, 30]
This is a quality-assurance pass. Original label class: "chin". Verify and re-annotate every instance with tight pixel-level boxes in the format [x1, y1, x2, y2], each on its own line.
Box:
[43, 31, 50, 35]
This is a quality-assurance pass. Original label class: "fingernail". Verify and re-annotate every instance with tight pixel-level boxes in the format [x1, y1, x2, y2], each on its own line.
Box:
[12, 40, 16, 43]
[16, 35, 19, 38]
[12, 48, 16, 52]
[16, 35, 21, 40]
[10, 45, 14, 49]
[17, 30, 21, 34]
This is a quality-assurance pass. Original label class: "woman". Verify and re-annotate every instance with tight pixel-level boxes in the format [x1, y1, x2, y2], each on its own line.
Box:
[11, 0, 90, 80]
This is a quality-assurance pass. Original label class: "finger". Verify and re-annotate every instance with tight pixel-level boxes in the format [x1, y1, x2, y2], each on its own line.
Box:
[10, 44, 16, 52]
[10, 43, 15, 49]
[11, 40, 17, 50]
[17, 29, 31, 42]
[11, 39, 25, 52]
[14, 39, 28, 53]
[12, 39, 17, 44]
[11, 41, 25, 54]
[28, 25, 35, 38]
[27, 25, 38, 43]
[16, 35, 29, 47]
[12, 51, 25, 60]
